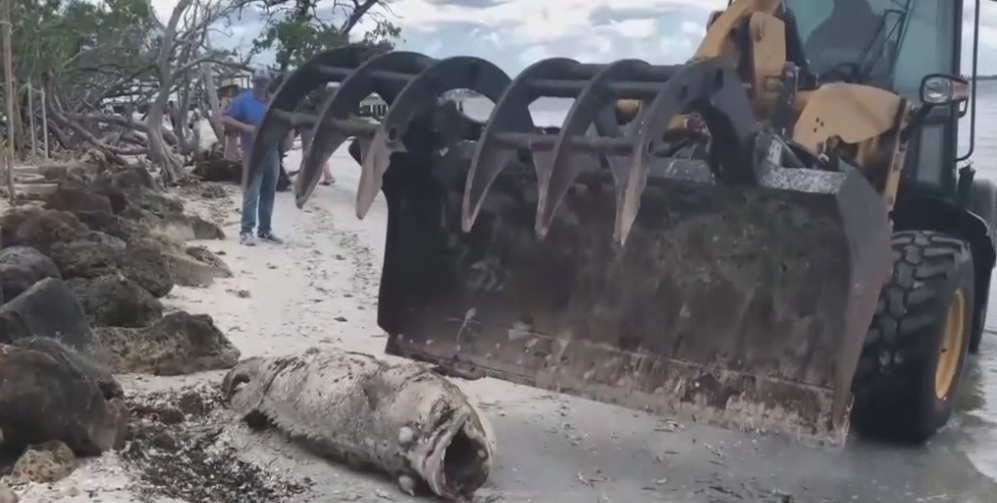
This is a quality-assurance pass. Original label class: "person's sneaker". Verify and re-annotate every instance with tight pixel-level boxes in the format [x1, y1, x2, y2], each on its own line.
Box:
[258, 231, 284, 244]
[239, 232, 256, 246]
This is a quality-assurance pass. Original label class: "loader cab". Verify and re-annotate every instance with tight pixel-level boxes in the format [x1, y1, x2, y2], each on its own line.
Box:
[788, 0, 997, 359]
[787, 0, 967, 198]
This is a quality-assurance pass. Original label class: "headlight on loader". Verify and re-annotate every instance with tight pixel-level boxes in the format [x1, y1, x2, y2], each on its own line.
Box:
[920, 74, 971, 105]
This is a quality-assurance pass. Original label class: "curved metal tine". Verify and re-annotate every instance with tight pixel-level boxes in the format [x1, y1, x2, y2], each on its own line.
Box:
[462, 58, 581, 232]
[295, 51, 435, 209]
[246, 46, 373, 192]
[591, 102, 635, 221]
[356, 56, 513, 220]
[536, 59, 652, 238]
[617, 58, 731, 245]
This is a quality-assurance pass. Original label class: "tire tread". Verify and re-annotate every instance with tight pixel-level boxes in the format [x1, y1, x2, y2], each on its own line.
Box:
[852, 230, 972, 442]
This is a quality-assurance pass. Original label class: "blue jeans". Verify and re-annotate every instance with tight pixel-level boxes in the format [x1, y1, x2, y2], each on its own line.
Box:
[241, 147, 279, 235]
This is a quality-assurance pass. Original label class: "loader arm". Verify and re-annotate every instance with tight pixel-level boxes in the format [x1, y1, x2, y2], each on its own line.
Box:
[792, 84, 914, 208]
[618, 0, 916, 209]
[616, 0, 788, 126]
[693, 0, 786, 119]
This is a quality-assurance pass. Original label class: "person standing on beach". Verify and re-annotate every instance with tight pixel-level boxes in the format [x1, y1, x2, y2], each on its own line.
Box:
[218, 95, 241, 161]
[223, 68, 284, 246]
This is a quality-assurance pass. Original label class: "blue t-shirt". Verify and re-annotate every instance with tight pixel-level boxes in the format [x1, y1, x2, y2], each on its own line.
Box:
[224, 90, 268, 152]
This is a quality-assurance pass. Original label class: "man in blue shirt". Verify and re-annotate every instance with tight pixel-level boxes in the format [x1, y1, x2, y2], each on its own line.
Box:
[223, 68, 283, 246]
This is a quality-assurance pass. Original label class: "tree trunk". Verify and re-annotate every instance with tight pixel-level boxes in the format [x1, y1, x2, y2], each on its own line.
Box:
[146, 118, 182, 182]
[146, 94, 183, 182]
[201, 63, 223, 142]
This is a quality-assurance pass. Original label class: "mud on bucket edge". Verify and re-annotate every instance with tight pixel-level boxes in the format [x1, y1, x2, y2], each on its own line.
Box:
[375, 154, 892, 447]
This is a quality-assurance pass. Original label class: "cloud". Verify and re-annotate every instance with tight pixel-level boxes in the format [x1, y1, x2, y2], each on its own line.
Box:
[587, 5, 683, 26]
[153, 0, 997, 75]
[423, 0, 510, 7]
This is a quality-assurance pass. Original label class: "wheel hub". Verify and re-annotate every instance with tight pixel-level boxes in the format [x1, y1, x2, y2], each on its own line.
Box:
[935, 289, 966, 399]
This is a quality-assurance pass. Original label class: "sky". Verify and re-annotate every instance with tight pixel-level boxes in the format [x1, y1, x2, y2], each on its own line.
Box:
[155, 0, 997, 76]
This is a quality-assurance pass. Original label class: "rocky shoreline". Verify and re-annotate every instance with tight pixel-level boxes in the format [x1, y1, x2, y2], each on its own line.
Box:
[0, 155, 245, 502]
[0, 152, 495, 503]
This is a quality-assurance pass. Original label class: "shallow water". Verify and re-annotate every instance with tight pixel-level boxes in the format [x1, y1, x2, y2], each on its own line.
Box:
[957, 81, 997, 483]
[314, 82, 997, 501]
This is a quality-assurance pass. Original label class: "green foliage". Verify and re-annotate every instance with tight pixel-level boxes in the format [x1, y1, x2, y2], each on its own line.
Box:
[250, 0, 400, 72]
[360, 18, 401, 52]
[1, 0, 159, 114]
[9, 0, 156, 82]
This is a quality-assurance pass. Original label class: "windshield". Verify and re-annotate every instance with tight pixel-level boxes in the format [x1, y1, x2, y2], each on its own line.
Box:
[787, 0, 957, 91]
[787, 0, 910, 86]
[788, 0, 961, 191]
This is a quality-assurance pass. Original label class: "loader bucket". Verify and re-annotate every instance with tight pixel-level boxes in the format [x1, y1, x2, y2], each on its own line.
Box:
[261, 48, 894, 446]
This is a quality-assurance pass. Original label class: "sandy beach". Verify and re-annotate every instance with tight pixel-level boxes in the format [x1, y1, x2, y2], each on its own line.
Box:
[11, 143, 997, 503]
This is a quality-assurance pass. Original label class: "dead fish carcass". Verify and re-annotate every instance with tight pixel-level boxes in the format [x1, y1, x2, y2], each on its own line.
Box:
[221, 349, 495, 500]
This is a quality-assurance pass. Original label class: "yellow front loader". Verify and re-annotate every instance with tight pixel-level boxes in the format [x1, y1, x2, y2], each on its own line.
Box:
[247, 0, 997, 445]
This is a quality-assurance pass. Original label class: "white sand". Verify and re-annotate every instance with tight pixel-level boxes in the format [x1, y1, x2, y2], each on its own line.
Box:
[15, 145, 991, 503]
[17, 146, 707, 503]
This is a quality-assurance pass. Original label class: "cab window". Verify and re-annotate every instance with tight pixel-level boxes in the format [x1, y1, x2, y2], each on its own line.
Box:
[787, 0, 957, 92]
[787, 0, 960, 189]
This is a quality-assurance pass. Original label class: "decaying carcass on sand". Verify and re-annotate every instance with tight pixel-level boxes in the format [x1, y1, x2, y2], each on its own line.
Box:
[221, 348, 495, 501]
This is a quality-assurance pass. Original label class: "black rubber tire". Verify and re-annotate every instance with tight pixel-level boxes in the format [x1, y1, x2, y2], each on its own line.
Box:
[851, 230, 975, 443]
[968, 179, 997, 354]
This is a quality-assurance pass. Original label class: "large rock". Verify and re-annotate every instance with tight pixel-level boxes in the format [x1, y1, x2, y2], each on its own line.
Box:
[95, 311, 240, 376]
[44, 186, 114, 214]
[129, 191, 185, 217]
[67, 274, 163, 328]
[48, 240, 173, 298]
[41, 165, 224, 248]
[48, 240, 117, 279]
[57, 166, 171, 219]
[81, 230, 127, 250]
[192, 158, 241, 184]
[52, 173, 127, 215]
[65, 165, 154, 200]
[39, 164, 92, 185]
[125, 208, 224, 241]
[72, 210, 150, 243]
[0, 339, 127, 456]
[114, 244, 174, 298]
[156, 213, 225, 241]
[0, 208, 88, 253]
[185, 246, 232, 277]
[0, 278, 101, 357]
[106, 166, 158, 195]
[0, 247, 61, 302]
[165, 248, 232, 287]
[12, 336, 121, 399]
[7, 440, 77, 484]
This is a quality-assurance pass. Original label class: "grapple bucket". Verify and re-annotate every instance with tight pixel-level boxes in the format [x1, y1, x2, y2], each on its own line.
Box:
[250, 47, 893, 446]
